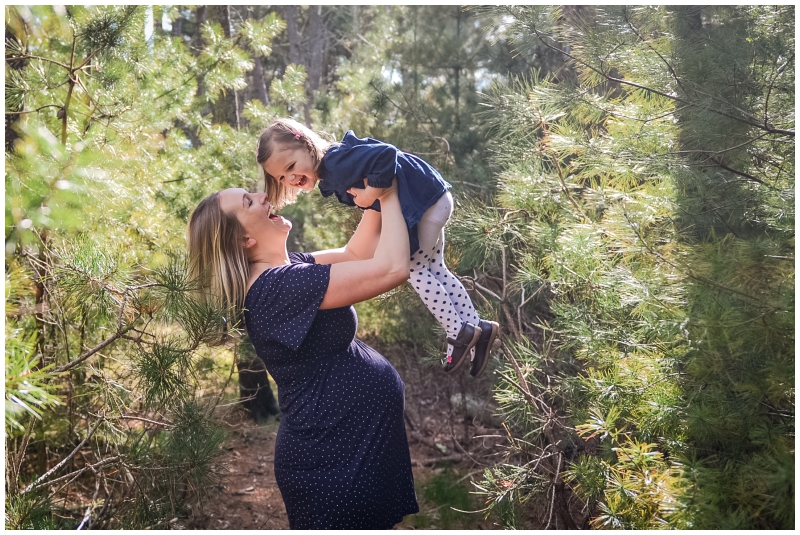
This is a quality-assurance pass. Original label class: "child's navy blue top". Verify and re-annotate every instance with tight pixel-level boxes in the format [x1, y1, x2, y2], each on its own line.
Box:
[318, 130, 451, 254]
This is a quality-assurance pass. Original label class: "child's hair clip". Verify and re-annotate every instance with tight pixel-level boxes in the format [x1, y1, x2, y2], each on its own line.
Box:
[292, 130, 303, 140]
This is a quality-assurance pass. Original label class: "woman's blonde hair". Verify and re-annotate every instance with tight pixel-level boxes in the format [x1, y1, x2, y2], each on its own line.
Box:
[187, 192, 249, 329]
[256, 118, 331, 209]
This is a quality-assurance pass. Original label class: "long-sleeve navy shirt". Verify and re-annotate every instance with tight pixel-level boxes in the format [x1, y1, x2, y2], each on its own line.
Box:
[318, 131, 451, 254]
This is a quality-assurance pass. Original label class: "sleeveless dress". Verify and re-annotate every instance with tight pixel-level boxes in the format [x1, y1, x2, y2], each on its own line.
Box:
[243, 252, 419, 529]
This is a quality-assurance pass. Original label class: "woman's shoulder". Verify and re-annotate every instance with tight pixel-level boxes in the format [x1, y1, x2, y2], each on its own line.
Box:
[288, 251, 316, 264]
[245, 253, 318, 297]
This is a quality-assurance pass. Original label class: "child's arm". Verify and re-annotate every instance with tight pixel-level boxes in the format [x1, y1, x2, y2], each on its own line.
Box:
[312, 205, 382, 265]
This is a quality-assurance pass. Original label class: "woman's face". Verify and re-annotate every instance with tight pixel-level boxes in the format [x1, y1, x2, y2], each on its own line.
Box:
[262, 145, 318, 192]
[218, 188, 292, 242]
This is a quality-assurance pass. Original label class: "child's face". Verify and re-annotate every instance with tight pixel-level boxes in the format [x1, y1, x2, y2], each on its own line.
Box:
[262, 145, 318, 192]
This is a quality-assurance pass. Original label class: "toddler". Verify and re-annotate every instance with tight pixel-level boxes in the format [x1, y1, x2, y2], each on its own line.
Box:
[256, 118, 499, 377]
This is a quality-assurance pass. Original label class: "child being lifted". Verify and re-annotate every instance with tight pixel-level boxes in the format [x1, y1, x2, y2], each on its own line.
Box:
[257, 118, 500, 377]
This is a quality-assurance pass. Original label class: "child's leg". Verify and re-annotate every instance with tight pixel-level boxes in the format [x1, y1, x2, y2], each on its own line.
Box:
[409, 247, 464, 357]
[410, 193, 479, 359]
[426, 227, 480, 327]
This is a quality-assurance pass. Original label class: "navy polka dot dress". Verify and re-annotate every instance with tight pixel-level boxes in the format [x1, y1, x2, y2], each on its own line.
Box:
[244, 252, 419, 529]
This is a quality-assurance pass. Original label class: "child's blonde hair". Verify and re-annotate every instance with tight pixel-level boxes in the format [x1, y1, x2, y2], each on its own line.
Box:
[256, 118, 331, 208]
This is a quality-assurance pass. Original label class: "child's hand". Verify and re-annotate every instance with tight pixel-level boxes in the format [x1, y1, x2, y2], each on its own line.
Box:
[348, 178, 391, 208]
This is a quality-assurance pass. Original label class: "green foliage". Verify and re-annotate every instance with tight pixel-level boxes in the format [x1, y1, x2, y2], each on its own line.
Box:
[5, 329, 60, 432]
[240, 14, 285, 58]
[5, 493, 61, 530]
[405, 469, 478, 530]
[464, 4, 793, 530]
[4, 4, 288, 528]
[200, 21, 253, 99]
[270, 64, 308, 111]
[158, 401, 227, 501]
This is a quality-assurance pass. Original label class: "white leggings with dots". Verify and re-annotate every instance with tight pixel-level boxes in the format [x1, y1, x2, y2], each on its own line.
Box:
[409, 192, 480, 357]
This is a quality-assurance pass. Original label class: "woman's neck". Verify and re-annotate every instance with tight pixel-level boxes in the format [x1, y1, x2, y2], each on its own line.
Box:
[248, 246, 290, 269]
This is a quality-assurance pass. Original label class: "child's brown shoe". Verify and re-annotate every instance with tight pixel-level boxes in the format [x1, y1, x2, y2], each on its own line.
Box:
[443, 322, 482, 373]
[470, 320, 500, 378]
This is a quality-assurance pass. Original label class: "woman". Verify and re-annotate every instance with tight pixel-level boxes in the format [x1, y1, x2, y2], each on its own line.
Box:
[187, 181, 419, 529]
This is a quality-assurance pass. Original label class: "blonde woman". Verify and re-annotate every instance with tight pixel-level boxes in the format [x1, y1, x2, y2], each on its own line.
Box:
[187, 182, 418, 529]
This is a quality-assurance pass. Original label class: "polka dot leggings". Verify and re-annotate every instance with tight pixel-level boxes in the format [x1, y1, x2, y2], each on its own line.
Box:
[409, 192, 480, 359]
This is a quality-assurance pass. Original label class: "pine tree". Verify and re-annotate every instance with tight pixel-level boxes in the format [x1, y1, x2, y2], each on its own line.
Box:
[452, 5, 793, 529]
[4, 5, 296, 527]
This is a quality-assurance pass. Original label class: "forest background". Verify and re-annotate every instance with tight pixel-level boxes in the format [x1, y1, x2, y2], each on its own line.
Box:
[5, 5, 794, 530]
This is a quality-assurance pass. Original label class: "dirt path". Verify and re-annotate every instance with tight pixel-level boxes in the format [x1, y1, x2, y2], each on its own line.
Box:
[181, 341, 509, 530]
[183, 416, 287, 530]
[181, 413, 499, 530]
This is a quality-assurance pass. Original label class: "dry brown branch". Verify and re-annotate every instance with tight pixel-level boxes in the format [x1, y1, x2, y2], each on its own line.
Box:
[21, 416, 104, 494]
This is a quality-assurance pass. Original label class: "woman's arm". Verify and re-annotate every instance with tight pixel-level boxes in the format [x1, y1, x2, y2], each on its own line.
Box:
[311, 208, 381, 265]
[319, 185, 409, 309]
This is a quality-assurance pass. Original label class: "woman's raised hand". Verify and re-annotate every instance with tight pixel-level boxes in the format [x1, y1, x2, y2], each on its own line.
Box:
[319, 180, 409, 309]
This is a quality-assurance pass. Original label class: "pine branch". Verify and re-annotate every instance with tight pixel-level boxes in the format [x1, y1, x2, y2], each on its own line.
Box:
[623, 10, 690, 98]
[119, 415, 174, 428]
[621, 211, 785, 309]
[520, 13, 795, 138]
[706, 156, 768, 187]
[763, 53, 794, 129]
[5, 105, 64, 115]
[52, 323, 137, 373]
[5, 54, 70, 70]
[47, 457, 121, 497]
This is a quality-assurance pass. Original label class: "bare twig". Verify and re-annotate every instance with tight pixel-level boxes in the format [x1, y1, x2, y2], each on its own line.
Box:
[119, 415, 174, 428]
[411, 454, 465, 467]
[707, 156, 769, 187]
[544, 453, 562, 530]
[53, 324, 137, 373]
[5, 104, 65, 115]
[5, 53, 70, 70]
[8, 418, 37, 495]
[500, 246, 507, 300]
[76, 477, 101, 529]
[22, 416, 105, 494]
[468, 272, 503, 301]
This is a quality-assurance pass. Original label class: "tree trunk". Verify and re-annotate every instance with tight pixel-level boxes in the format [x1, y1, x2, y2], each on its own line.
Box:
[191, 6, 207, 54]
[307, 6, 324, 93]
[171, 12, 183, 37]
[237, 338, 280, 421]
[283, 5, 301, 66]
[247, 7, 269, 106]
[207, 5, 240, 129]
[453, 6, 461, 131]
[304, 5, 326, 124]
[252, 57, 269, 106]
